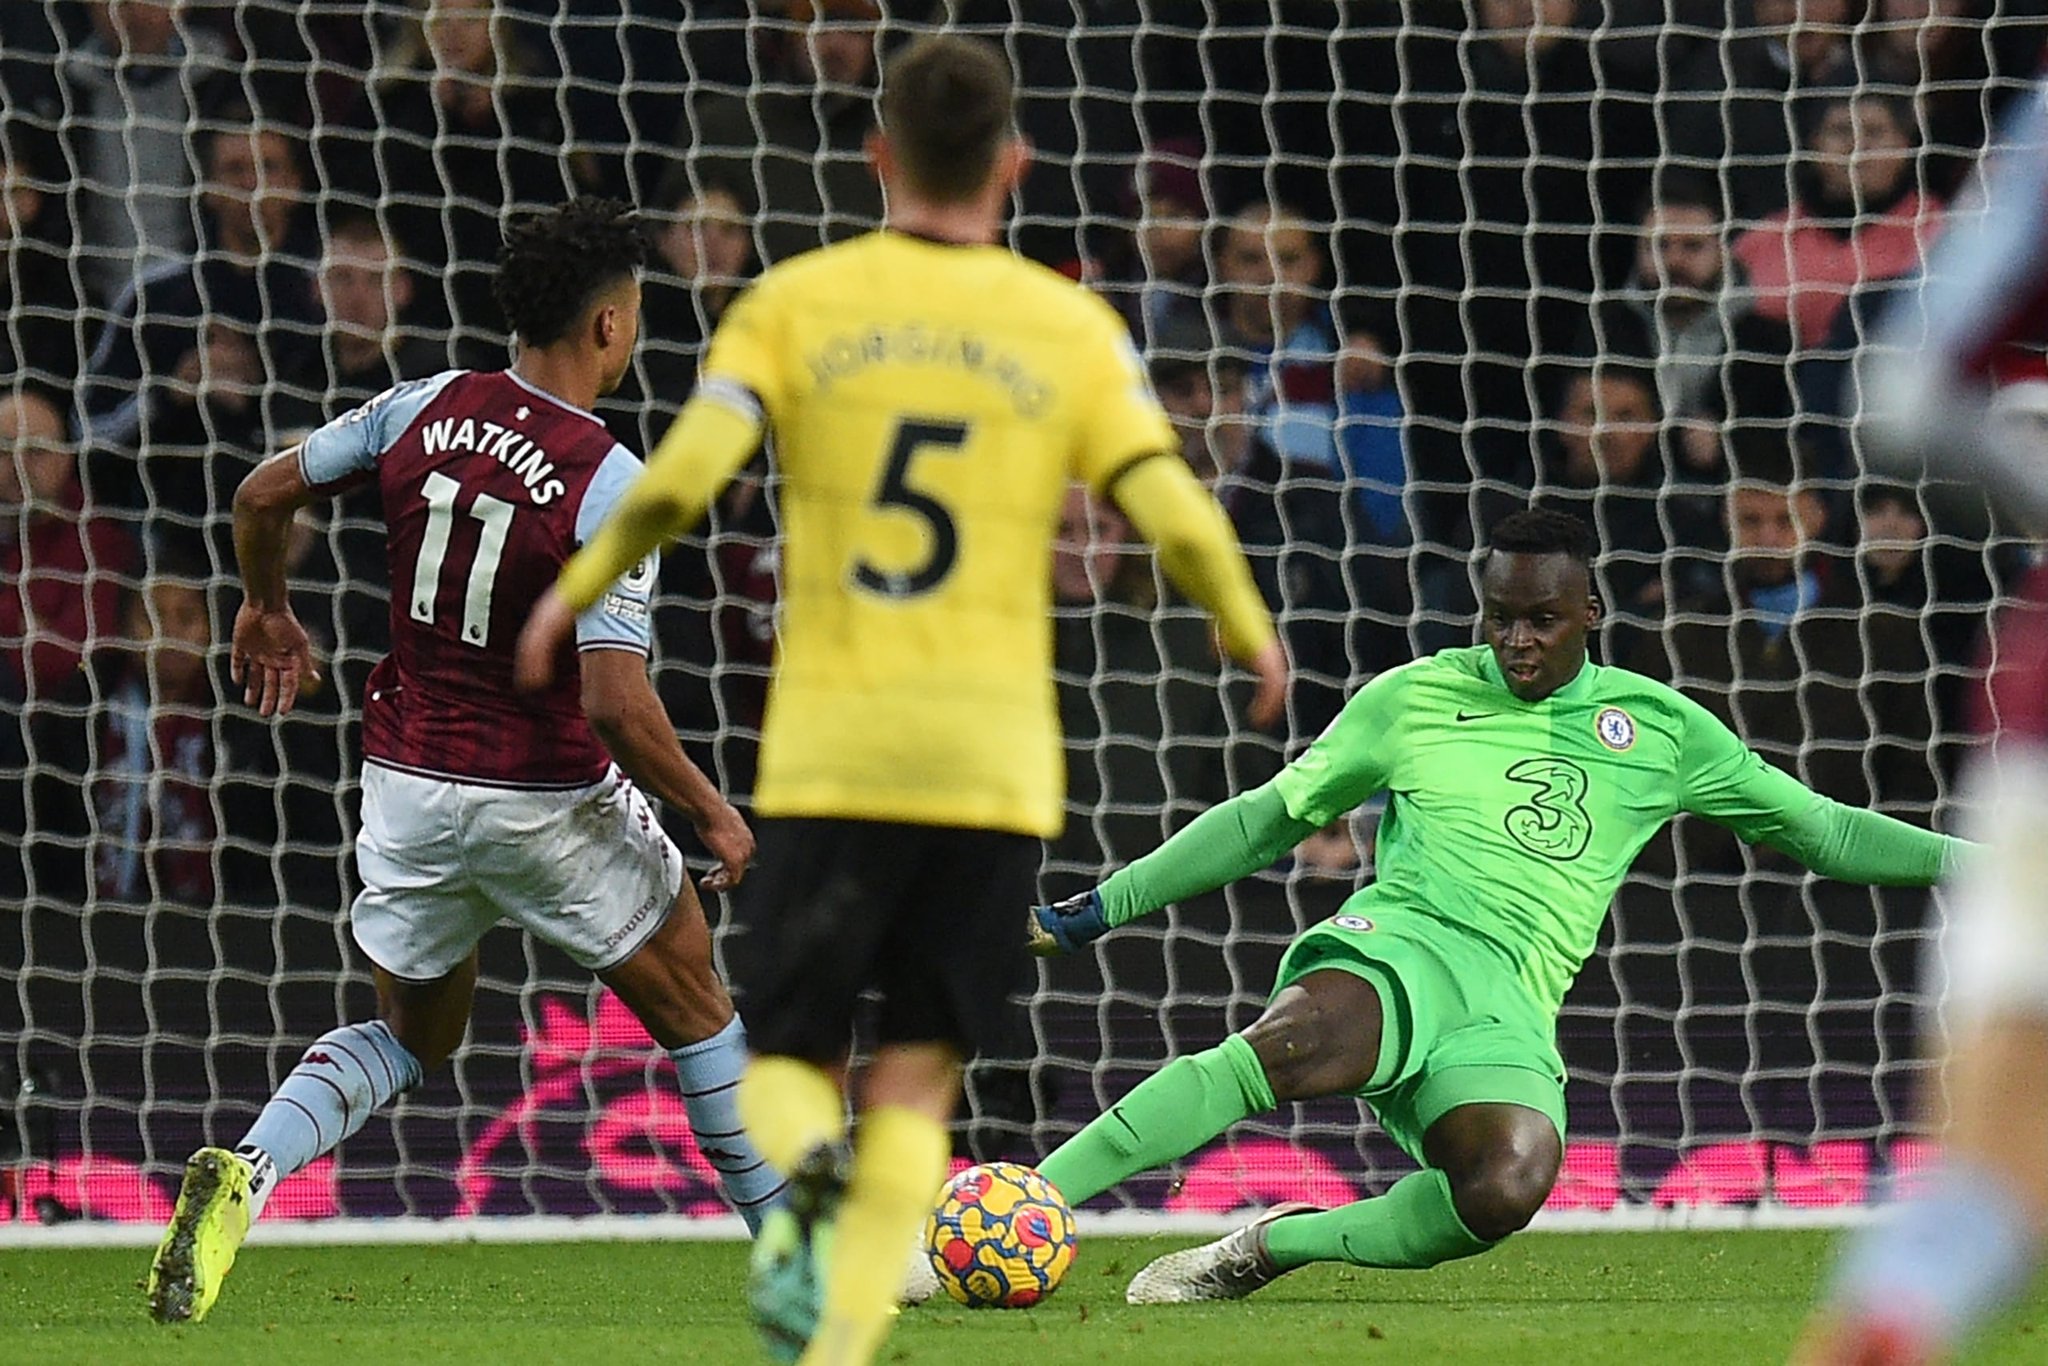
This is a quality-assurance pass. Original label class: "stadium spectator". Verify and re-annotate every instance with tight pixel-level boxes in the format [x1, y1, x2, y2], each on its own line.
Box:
[0, 389, 135, 710]
[1146, 311, 1392, 723]
[0, 125, 86, 403]
[1630, 438, 1938, 1134]
[1147, 310, 1251, 488]
[1635, 438, 1937, 813]
[1199, 199, 1412, 683]
[1733, 92, 1942, 350]
[1332, 1, 1654, 560]
[603, 174, 758, 454]
[1855, 0, 2029, 202]
[78, 113, 321, 542]
[1537, 364, 1705, 652]
[1210, 206, 1354, 704]
[332, 0, 585, 350]
[1216, 201, 1401, 478]
[1201, 207, 1415, 712]
[1575, 170, 1796, 476]
[1664, 0, 1857, 225]
[269, 211, 451, 721]
[595, 173, 766, 808]
[662, 0, 884, 267]
[1854, 478, 2018, 767]
[191, 0, 382, 130]
[89, 571, 220, 910]
[47, 553, 290, 1145]
[705, 463, 780, 797]
[277, 212, 448, 437]
[43, 0, 233, 309]
[1095, 137, 1212, 343]
[1047, 485, 1237, 882]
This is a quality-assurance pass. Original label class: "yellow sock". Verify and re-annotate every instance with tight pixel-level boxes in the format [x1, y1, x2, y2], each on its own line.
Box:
[737, 1055, 846, 1175]
[800, 1105, 949, 1366]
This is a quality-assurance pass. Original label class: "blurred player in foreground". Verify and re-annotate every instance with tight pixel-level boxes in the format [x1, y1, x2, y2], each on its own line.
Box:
[516, 35, 1284, 1366]
[1023, 507, 1966, 1307]
[1795, 91, 2048, 1366]
[148, 200, 780, 1325]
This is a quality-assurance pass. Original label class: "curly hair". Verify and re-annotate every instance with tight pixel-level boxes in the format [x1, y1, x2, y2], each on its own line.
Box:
[493, 198, 648, 348]
[1486, 507, 1597, 568]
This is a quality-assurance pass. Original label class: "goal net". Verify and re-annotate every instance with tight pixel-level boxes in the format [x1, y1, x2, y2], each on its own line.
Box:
[1, 1, 2040, 1232]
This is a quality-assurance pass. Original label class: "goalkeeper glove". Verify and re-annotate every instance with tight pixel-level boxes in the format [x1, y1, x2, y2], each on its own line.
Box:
[1028, 889, 1109, 956]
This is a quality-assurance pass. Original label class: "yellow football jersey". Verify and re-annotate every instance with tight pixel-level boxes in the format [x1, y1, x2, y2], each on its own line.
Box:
[701, 230, 1179, 837]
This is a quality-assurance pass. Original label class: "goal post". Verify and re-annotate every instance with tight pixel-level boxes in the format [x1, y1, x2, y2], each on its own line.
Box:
[1, 2, 2038, 1237]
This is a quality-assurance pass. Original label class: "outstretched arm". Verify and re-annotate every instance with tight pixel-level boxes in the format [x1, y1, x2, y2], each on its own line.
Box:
[1678, 695, 1970, 886]
[1032, 669, 1402, 954]
[1758, 792, 1967, 886]
[1031, 784, 1316, 954]
[1102, 783, 1319, 922]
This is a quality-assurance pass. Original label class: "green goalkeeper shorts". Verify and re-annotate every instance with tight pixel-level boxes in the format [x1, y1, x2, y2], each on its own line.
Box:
[1273, 906, 1568, 1164]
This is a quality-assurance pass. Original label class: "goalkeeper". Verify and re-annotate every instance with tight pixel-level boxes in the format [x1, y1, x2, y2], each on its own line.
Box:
[1029, 507, 1969, 1305]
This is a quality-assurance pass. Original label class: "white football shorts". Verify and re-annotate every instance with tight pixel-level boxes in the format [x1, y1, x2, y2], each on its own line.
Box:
[1931, 742, 2048, 1031]
[349, 761, 684, 981]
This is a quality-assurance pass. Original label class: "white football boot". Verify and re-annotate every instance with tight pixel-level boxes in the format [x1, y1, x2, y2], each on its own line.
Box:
[1124, 1202, 1320, 1305]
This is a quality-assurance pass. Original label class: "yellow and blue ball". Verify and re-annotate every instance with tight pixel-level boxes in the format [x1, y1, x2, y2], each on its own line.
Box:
[923, 1162, 1077, 1308]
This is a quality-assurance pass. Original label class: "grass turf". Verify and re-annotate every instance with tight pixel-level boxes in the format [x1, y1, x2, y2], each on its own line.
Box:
[3, 1231, 2044, 1365]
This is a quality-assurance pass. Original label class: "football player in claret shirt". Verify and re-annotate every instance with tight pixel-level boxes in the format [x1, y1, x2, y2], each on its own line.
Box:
[517, 34, 1285, 1366]
[147, 200, 780, 1326]
[1797, 87, 2048, 1366]
[1024, 507, 1967, 1306]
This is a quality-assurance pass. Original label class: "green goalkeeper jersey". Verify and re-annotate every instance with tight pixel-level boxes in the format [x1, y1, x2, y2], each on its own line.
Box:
[1101, 645, 1962, 1018]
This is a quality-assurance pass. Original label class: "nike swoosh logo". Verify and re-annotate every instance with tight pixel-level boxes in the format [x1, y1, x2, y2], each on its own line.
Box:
[1456, 710, 1499, 722]
[1110, 1106, 1140, 1142]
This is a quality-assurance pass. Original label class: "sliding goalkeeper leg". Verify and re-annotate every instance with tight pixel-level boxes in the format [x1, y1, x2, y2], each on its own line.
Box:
[1041, 938, 1565, 1305]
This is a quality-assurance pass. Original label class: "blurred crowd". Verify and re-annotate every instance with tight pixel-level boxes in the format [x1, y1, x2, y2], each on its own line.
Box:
[4, 0, 2047, 1153]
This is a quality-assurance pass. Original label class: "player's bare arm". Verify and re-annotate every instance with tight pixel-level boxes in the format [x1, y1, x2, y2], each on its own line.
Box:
[578, 646, 754, 890]
[229, 448, 323, 717]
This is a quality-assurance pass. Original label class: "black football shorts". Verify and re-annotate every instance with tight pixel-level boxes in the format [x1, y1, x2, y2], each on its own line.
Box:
[725, 816, 1040, 1062]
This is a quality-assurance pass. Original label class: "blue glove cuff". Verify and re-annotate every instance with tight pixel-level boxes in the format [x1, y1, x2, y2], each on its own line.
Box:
[1035, 889, 1108, 954]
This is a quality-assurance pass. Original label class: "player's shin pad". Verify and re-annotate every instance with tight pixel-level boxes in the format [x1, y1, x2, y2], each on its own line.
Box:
[238, 1021, 422, 1201]
[672, 1016, 785, 1233]
[1039, 1035, 1274, 1204]
[1264, 1168, 1491, 1272]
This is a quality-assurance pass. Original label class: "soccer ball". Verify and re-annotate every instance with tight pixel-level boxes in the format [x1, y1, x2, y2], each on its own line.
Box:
[923, 1162, 1077, 1308]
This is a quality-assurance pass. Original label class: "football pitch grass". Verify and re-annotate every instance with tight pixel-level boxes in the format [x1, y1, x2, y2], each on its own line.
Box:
[5, 1230, 2046, 1365]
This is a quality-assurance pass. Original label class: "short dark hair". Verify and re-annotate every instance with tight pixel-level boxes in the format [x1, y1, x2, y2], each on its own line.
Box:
[1726, 427, 1809, 489]
[878, 35, 1014, 204]
[323, 206, 398, 253]
[494, 198, 648, 347]
[1640, 166, 1724, 224]
[1486, 507, 1597, 568]
[652, 167, 756, 219]
[1858, 479, 1921, 515]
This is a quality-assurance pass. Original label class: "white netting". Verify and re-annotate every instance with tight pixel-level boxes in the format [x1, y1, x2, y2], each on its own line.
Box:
[1, 1, 2042, 1227]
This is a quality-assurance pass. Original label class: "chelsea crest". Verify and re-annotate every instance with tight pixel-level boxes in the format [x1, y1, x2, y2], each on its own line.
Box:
[1594, 707, 1636, 752]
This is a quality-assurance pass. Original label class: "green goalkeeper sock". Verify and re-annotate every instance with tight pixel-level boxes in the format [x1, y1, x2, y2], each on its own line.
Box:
[1039, 1035, 1275, 1205]
[1264, 1168, 1493, 1271]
